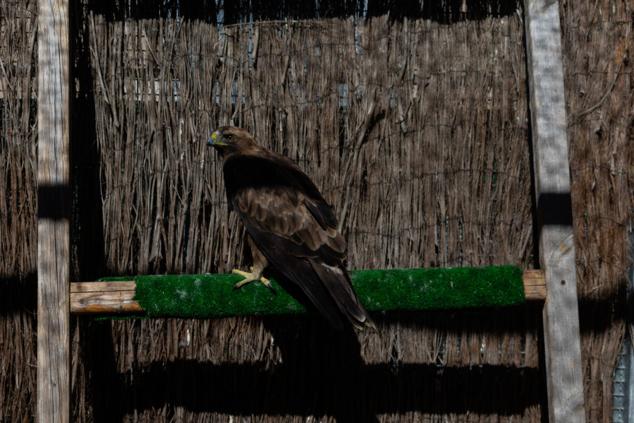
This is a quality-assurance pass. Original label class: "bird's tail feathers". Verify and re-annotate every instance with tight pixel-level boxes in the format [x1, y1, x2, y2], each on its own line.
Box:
[309, 261, 376, 332]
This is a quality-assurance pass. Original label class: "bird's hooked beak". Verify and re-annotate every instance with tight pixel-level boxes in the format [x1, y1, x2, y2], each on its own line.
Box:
[208, 130, 226, 148]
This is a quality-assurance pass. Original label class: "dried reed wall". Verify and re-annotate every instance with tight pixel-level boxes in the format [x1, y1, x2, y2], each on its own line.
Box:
[561, 0, 633, 421]
[0, 1, 37, 422]
[0, 0, 631, 422]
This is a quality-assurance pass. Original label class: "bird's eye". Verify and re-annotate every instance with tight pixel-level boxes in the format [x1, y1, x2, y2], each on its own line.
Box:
[225, 134, 233, 141]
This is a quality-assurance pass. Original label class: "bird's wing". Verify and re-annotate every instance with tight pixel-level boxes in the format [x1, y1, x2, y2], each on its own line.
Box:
[224, 155, 370, 330]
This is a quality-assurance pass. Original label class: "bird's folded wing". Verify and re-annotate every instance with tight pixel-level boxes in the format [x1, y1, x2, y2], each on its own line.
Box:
[233, 186, 367, 329]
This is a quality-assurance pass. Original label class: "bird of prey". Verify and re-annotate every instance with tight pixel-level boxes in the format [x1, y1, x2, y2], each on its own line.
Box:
[208, 126, 374, 331]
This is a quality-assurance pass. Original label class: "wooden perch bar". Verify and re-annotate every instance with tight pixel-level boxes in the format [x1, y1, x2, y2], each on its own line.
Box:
[70, 269, 546, 315]
[522, 269, 547, 301]
[71, 281, 141, 314]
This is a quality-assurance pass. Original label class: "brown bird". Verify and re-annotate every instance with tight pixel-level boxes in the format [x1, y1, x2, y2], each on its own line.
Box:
[208, 126, 374, 331]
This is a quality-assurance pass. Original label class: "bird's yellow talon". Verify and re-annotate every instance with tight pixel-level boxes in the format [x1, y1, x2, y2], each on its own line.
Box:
[232, 269, 251, 278]
[260, 276, 271, 288]
[232, 268, 270, 289]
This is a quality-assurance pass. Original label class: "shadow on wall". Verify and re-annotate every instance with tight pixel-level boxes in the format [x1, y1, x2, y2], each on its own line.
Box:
[84, 317, 541, 423]
[82, 0, 520, 24]
[70, 0, 106, 283]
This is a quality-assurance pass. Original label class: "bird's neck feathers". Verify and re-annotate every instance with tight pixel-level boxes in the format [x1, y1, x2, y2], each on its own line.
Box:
[223, 141, 272, 161]
[222, 144, 259, 160]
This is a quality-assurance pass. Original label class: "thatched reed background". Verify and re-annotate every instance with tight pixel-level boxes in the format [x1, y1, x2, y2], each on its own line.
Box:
[0, 1, 37, 422]
[0, 0, 631, 421]
[562, 0, 633, 421]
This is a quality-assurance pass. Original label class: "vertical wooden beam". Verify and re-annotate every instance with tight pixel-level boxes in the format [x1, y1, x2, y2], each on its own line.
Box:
[37, 0, 70, 421]
[523, 0, 585, 422]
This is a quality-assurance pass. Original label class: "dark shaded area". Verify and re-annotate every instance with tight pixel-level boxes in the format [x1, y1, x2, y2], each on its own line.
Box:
[37, 184, 71, 220]
[117, 363, 541, 418]
[378, 305, 542, 333]
[625, 233, 634, 423]
[536, 192, 574, 227]
[84, 0, 520, 24]
[577, 288, 630, 335]
[69, 3, 116, 422]
[78, 319, 121, 423]
[70, 0, 106, 283]
[84, 0, 218, 23]
[523, 75, 541, 270]
[366, 0, 520, 22]
[0, 275, 36, 315]
[535, 300, 550, 423]
[85, 318, 541, 421]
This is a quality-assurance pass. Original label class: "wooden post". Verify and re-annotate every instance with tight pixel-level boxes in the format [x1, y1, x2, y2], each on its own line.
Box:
[524, 0, 586, 421]
[37, 0, 70, 421]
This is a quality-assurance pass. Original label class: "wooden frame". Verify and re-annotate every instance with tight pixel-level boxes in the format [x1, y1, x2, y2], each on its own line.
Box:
[35, 1, 585, 421]
[524, 0, 585, 421]
[37, 0, 70, 422]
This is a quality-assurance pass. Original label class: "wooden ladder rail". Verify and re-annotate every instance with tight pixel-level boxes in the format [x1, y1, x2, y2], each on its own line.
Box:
[37, 0, 70, 422]
[524, 0, 586, 421]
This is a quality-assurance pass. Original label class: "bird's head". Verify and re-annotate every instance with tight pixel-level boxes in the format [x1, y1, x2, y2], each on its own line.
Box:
[208, 126, 257, 157]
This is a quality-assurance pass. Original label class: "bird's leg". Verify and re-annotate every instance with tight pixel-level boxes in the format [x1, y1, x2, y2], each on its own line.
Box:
[232, 238, 271, 289]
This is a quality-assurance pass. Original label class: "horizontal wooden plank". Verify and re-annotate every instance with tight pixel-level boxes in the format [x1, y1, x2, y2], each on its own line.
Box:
[70, 290, 141, 314]
[523, 269, 547, 301]
[70, 270, 546, 315]
[71, 281, 135, 293]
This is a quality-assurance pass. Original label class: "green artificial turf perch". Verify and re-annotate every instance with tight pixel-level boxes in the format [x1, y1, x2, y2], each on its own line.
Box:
[102, 265, 525, 318]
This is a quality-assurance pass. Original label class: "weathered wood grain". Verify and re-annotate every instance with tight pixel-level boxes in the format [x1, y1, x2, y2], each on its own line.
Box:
[71, 292, 141, 314]
[37, 0, 70, 422]
[70, 281, 140, 313]
[71, 281, 136, 293]
[524, 0, 586, 421]
[523, 269, 547, 301]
